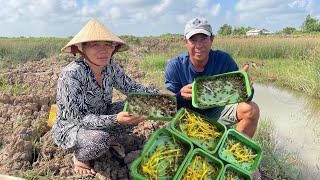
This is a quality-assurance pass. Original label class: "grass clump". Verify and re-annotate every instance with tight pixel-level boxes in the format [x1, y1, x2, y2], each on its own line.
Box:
[254, 119, 303, 179]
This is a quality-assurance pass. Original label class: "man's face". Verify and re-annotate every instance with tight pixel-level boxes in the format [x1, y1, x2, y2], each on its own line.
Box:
[82, 41, 117, 66]
[185, 33, 213, 62]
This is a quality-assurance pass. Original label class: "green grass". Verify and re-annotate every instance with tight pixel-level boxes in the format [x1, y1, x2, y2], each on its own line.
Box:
[214, 36, 320, 60]
[211, 35, 320, 98]
[0, 37, 68, 67]
[13, 116, 28, 130]
[140, 54, 168, 89]
[0, 75, 9, 92]
[158, 33, 183, 40]
[254, 119, 303, 179]
[121, 35, 141, 45]
[12, 83, 24, 96]
[236, 57, 320, 97]
[0, 75, 25, 96]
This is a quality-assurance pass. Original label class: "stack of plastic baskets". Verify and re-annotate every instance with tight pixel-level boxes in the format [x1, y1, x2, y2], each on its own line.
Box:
[130, 128, 193, 180]
[130, 108, 263, 179]
[130, 71, 262, 179]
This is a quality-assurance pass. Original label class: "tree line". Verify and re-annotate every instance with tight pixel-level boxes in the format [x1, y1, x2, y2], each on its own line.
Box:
[217, 14, 320, 36]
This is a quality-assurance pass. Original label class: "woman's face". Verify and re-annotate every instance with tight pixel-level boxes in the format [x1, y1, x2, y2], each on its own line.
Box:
[82, 41, 117, 66]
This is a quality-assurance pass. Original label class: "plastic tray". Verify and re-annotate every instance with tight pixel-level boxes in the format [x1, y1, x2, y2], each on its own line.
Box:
[176, 148, 224, 180]
[170, 108, 227, 154]
[130, 128, 193, 180]
[123, 93, 177, 121]
[220, 164, 252, 180]
[218, 129, 262, 174]
[192, 71, 252, 109]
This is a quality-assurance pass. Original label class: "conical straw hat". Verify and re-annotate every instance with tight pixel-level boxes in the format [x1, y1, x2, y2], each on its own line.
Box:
[61, 18, 129, 53]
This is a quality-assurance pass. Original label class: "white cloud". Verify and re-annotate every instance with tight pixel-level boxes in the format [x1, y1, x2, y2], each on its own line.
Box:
[288, 0, 311, 8]
[0, 0, 318, 37]
[152, 0, 171, 14]
[109, 6, 122, 20]
[235, 0, 279, 12]
[211, 3, 221, 16]
[225, 10, 232, 21]
[196, 0, 210, 8]
[233, 0, 315, 30]
[115, 0, 157, 8]
[176, 15, 187, 24]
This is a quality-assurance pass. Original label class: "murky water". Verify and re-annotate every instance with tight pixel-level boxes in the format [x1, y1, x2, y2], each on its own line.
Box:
[253, 84, 320, 179]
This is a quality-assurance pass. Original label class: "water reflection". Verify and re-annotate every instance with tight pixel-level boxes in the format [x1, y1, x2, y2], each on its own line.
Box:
[253, 84, 320, 179]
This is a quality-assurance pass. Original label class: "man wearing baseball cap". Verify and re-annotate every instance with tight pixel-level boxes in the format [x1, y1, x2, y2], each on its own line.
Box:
[165, 16, 260, 139]
[165, 17, 261, 179]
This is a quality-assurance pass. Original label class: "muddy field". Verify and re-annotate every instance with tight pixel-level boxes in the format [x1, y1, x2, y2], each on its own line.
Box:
[0, 38, 184, 179]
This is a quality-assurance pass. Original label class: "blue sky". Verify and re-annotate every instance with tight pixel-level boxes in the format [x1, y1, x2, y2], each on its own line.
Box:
[0, 0, 319, 37]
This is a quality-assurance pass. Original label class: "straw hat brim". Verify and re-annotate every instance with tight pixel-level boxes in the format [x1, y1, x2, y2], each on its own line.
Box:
[61, 18, 129, 54]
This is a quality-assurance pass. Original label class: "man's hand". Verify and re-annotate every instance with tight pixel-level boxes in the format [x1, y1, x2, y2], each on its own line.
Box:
[242, 64, 253, 88]
[116, 111, 147, 125]
[180, 84, 192, 100]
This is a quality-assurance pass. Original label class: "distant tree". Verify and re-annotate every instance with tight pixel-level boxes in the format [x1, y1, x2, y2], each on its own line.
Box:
[282, 27, 297, 34]
[218, 24, 232, 36]
[232, 26, 252, 35]
[301, 14, 320, 32]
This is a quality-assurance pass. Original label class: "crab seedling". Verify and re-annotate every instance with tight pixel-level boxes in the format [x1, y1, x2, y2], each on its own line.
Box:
[195, 73, 248, 107]
[126, 94, 176, 119]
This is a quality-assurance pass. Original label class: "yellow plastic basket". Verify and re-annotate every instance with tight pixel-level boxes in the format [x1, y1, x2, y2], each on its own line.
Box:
[47, 104, 57, 127]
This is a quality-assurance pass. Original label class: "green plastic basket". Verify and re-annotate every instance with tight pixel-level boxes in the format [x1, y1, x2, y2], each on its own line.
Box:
[176, 148, 224, 180]
[218, 129, 263, 174]
[220, 164, 252, 180]
[192, 71, 252, 109]
[123, 93, 177, 121]
[170, 108, 227, 154]
[130, 128, 193, 180]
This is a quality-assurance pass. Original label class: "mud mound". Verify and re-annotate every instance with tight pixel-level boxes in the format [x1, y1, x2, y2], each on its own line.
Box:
[0, 38, 181, 179]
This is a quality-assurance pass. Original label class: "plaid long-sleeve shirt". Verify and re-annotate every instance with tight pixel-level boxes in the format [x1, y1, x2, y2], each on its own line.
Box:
[52, 58, 158, 149]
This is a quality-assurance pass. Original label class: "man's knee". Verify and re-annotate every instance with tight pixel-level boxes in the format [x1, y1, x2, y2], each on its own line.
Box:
[237, 101, 260, 121]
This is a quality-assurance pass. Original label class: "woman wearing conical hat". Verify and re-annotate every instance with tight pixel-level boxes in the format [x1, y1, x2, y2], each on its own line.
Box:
[52, 18, 158, 175]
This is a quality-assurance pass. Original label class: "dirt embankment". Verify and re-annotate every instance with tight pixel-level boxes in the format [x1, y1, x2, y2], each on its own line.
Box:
[0, 38, 183, 179]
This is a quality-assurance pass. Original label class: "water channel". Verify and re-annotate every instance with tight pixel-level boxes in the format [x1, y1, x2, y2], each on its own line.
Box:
[253, 84, 320, 179]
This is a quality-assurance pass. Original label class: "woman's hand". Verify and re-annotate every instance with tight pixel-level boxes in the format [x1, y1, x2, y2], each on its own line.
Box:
[116, 111, 147, 125]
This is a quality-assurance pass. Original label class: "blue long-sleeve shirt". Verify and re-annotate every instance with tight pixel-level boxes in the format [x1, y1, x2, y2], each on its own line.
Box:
[165, 50, 247, 114]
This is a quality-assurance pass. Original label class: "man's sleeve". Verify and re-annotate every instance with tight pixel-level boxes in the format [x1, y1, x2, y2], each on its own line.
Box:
[165, 60, 181, 93]
[225, 53, 239, 71]
[165, 60, 187, 109]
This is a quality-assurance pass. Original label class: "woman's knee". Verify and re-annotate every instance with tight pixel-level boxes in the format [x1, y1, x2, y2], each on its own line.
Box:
[77, 129, 111, 148]
[75, 130, 112, 161]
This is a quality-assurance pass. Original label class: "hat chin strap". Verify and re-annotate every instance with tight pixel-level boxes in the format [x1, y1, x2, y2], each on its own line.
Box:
[70, 45, 121, 67]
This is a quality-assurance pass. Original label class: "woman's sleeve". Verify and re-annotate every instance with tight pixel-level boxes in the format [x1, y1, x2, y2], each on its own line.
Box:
[56, 71, 120, 130]
[111, 62, 159, 95]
